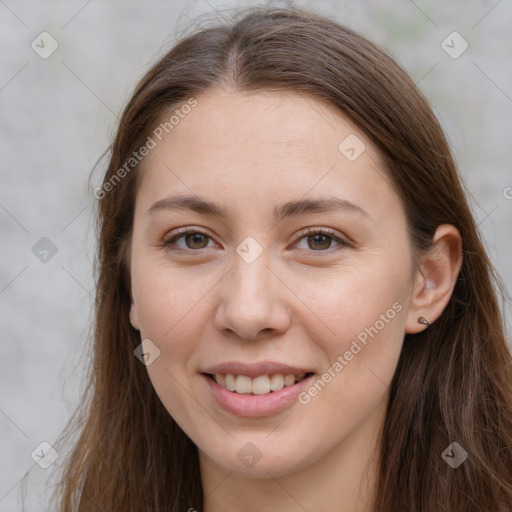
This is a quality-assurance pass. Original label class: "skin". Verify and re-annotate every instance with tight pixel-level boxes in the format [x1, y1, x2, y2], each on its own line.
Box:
[128, 89, 462, 512]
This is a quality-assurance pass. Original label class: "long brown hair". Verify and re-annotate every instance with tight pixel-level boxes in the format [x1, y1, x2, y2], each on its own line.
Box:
[51, 6, 512, 511]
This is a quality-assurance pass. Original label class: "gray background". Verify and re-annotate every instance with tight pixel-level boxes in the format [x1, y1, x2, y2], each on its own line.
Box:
[1, 0, 511, 510]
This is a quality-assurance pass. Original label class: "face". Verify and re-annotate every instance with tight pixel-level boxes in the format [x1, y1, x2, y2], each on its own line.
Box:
[128, 89, 416, 479]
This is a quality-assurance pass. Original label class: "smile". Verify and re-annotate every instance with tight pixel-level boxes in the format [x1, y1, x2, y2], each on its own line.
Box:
[202, 372, 316, 417]
[208, 372, 313, 395]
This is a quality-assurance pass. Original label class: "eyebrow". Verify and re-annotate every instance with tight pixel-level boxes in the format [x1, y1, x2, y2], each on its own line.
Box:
[146, 194, 370, 222]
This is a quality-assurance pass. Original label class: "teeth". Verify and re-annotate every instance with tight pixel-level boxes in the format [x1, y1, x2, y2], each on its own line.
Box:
[216, 374, 226, 387]
[235, 375, 252, 394]
[252, 375, 271, 395]
[269, 374, 284, 391]
[225, 374, 236, 391]
[213, 373, 308, 395]
[284, 374, 295, 386]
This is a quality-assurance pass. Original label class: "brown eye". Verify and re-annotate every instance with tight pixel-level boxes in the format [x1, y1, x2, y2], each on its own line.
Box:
[306, 233, 333, 250]
[163, 229, 213, 250]
[295, 228, 349, 252]
[183, 232, 210, 249]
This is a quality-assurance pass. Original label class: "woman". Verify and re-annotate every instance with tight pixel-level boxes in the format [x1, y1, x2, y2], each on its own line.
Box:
[53, 5, 512, 511]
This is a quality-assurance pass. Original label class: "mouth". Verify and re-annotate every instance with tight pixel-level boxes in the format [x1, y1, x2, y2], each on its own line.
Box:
[202, 372, 315, 395]
[201, 370, 316, 417]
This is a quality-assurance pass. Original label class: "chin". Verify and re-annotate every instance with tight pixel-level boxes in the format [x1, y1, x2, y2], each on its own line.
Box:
[201, 438, 316, 478]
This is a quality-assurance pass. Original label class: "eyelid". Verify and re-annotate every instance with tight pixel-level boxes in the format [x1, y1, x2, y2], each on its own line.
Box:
[163, 226, 213, 246]
[297, 226, 342, 239]
[166, 226, 211, 238]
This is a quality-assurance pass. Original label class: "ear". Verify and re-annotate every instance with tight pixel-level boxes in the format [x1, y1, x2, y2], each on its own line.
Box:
[405, 224, 463, 334]
[129, 299, 141, 331]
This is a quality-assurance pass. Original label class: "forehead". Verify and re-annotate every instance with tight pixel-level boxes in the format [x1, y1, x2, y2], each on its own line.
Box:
[135, 89, 398, 222]
[145, 88, 381, 162]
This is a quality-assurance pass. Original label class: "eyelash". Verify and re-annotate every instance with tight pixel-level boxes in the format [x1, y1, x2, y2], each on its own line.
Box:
[161, 226, 350, 254]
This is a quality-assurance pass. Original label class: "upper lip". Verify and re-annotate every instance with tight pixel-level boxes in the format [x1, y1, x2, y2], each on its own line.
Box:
[202, 361, 314, 378]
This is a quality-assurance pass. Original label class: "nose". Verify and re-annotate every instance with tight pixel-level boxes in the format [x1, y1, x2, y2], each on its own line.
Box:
[213, 251, 291, 341]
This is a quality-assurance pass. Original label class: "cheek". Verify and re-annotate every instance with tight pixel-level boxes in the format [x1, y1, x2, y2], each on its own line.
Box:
[132, 263, 209, 427]
[293, 252, 409, 334]
[131, 255, 213, 340]
[292, 274, 407, 451]
[290, 253, 409, 389]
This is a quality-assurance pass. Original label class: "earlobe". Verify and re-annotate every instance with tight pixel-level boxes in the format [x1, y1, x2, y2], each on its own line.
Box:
[129, 301, 140, 331]
[405, 224, 463, 334]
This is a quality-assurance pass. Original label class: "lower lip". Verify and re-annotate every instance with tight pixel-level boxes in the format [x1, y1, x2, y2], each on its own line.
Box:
[202, 374, 314, 418]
